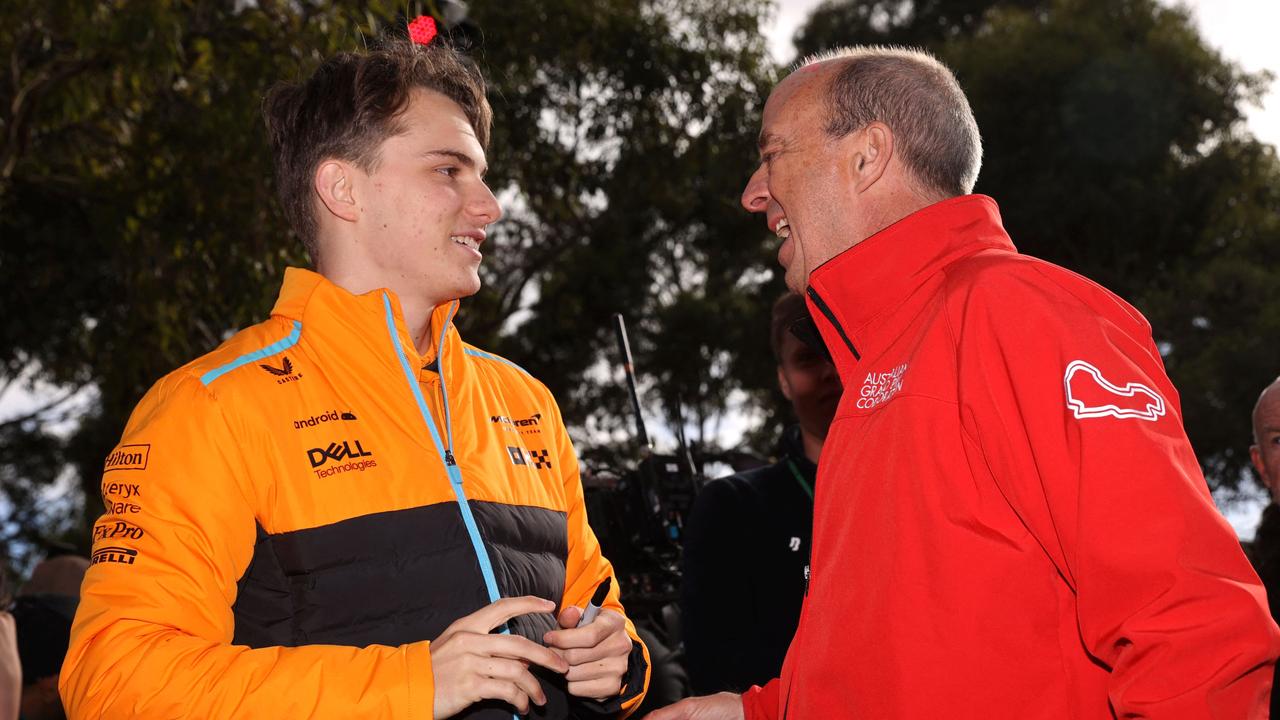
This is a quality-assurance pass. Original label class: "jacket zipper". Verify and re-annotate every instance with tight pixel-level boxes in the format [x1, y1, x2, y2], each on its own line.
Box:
[384, 296, 517, 720]
[383, 295, 502, 600]
[807, 286, 860, 361]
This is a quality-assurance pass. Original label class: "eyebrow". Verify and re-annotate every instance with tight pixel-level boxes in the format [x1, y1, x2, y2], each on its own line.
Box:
[757, 131, 778, 153]
[422, 149, 488, 177]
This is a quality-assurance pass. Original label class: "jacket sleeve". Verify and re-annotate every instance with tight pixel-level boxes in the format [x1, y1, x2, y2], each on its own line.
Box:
[950, 267, 1279, 716]
[547, 396, 651, 717]
[741, 678, 780, 720]
[680, 477, 761, 694]
[60, 372, 435, 719]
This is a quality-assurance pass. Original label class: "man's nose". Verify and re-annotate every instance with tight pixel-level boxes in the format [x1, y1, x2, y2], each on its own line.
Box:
[472, 181, 503, 225]
[740, 164, 770, 213]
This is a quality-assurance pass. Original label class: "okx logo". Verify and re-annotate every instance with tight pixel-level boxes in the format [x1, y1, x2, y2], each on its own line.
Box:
[308, 439, 377, 479]
[260, 356, 303, 384]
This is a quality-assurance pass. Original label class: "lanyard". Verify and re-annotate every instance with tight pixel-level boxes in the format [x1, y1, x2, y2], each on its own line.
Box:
[785, 458, 814, 502]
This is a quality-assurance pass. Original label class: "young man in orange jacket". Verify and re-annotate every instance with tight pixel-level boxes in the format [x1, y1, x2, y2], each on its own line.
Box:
[652, 47, 1279, 720]
[60, 23, 648, 720]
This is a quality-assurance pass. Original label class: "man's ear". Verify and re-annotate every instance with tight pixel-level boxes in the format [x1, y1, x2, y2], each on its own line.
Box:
[847, 122, 894, 193]
[777, 365, 794, 401]
[1252, 444, 1265, 478]
[314, 159, 360, 224]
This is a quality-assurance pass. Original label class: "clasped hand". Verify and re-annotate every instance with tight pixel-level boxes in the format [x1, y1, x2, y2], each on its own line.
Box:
[544, 603, 633, 701]
[430, 596, 632, 719]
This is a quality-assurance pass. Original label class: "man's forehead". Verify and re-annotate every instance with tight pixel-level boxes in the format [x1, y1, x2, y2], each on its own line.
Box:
[760, 70, 827, 136]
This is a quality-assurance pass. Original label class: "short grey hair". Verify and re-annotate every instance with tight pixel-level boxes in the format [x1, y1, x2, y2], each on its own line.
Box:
[800, 46, 982, 197]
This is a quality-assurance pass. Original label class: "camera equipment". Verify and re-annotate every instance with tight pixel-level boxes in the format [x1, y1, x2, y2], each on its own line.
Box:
[582, 315, 700, 616]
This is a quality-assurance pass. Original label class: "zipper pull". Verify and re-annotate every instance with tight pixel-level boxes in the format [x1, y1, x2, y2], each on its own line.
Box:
[444, 449, 457, 466]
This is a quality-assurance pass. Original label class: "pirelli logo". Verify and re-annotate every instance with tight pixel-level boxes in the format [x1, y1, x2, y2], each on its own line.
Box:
[92, 546, 138, 565]
[104, 444, 150, 472]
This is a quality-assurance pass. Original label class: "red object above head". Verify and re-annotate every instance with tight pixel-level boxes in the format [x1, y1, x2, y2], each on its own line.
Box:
[407, 15, 438, 47]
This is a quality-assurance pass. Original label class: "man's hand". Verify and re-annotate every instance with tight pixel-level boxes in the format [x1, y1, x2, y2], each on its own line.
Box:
[431, 596, 569, 719]
[644, 692, 744, 720]
[543, 606, 632, 700]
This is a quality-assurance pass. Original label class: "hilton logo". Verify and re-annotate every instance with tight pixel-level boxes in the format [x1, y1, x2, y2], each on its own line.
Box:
[104, 444, 149, 472]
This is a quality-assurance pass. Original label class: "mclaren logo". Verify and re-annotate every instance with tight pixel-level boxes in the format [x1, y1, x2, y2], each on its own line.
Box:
[260, 356, 303, 384]
[491, 413, 543, 428]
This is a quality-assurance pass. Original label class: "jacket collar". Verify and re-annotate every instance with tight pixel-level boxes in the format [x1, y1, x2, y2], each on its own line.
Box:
[269, 267, 462, 373]
[805, 195, 1014, 375]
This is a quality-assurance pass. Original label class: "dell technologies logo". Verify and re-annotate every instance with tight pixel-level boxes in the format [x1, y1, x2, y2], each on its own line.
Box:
[308, 439, 377, 479]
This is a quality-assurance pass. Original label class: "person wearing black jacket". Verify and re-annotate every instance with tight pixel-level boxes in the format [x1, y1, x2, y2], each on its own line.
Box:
[1246, 376, 1280, 719]
[679, 293, 841, 694]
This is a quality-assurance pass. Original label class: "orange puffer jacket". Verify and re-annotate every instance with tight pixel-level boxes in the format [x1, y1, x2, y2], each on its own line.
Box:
[61, 268, 649, 719]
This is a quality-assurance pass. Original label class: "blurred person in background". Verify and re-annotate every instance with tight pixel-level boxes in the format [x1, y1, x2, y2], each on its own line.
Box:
[15, 553, 88, 720]
[12, 593, 78, 720]
[680, 292, 839, 694]
[0, 571, 18, 720]
[20, 555, 88, 598]
[653, 45, 1278, 720]
[1246, 375, 1280, 719]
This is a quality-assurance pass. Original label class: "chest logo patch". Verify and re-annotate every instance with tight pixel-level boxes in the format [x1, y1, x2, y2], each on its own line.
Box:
[529, 448, 552, 469]
[857, 362, 908, 409]
[259, 356, 303, 384]
[1065, 360, 1165, 422]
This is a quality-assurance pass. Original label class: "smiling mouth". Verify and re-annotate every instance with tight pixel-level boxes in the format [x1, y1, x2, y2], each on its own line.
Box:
[775, 217, 790, 239]
[451, 235, 481, 251]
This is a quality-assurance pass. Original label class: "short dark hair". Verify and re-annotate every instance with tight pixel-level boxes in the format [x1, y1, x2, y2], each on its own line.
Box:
[802, 47, 982, 198]
[770, 292, 811, 362]
[263, 33, 492, 262]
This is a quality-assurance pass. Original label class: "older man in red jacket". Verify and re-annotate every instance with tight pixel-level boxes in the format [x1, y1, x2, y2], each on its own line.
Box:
[653, 46, 1279, 720]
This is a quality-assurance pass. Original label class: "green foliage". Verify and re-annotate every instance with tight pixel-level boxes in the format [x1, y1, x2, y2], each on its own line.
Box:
[0, 0, 410, 566]
[4, 0, 1274, 566]
[794, 0, 1280, 490]
[461, 0, 782, 452]
[0, 0, 782, 565]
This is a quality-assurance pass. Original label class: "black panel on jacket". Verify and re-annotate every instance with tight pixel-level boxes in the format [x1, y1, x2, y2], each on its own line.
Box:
[233, 503, 491, 648]
[471, 500, 567, 642]
[231, 500, 622, 719]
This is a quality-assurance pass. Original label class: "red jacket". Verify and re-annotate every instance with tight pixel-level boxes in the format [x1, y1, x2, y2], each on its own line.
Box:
[742, 196, 1279, 719]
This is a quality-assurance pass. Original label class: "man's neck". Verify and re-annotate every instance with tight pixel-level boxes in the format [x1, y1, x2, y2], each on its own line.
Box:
[398, 293, 442, 357]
